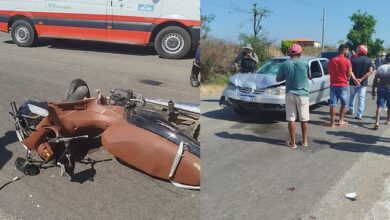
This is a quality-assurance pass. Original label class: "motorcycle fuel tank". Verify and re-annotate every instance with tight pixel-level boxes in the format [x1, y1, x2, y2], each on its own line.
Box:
[101, 115, 200, 187]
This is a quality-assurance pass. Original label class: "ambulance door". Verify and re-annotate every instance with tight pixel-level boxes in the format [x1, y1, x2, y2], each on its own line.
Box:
[108, 0, 163, 44]
[45, 0, 109, 40]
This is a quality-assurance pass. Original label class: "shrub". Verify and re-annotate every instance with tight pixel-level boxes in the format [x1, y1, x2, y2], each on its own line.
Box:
[280, 40, 293, 55]
[201, 38, 240, 83]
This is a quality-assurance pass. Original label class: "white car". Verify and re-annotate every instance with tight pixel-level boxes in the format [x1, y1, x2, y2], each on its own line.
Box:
[220, 56, 330, 112]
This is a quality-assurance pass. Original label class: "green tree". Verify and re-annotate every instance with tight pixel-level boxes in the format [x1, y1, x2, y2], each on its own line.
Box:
[201, 13, 215, 39]
[347, 11, 384, 57]
[280, 40, 293, 55]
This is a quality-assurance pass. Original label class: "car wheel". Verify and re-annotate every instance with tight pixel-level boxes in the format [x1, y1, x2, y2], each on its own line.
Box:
[11, 20, 37, 47]
[154, 26, 191, 59]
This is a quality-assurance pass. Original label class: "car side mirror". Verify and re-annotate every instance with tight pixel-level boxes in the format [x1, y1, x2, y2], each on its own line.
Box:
[28, 104, 49, 117]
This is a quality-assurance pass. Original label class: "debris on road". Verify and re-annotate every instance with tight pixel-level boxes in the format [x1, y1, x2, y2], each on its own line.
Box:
[345, 192, 357, 201]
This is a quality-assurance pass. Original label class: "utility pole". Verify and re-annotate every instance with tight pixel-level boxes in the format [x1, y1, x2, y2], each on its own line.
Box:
[321, 8, 325, 52]
[253, 4, 257, 38]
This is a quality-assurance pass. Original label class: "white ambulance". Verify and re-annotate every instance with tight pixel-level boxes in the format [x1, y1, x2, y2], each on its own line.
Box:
[0, 0, 200, 59]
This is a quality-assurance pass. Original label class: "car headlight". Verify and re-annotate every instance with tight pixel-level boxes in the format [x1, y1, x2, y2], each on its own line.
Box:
[265, 87, 286, 95]
[227, 82, 237, 90]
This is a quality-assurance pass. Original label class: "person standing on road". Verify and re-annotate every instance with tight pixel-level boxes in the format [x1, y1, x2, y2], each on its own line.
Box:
[326, 44, 360, 127]
[347, 44, 374, 119]
[233, 44, 259, 73]
[372, 53, 390, 129]
[374, 51, 387, 69]
[276, 44, 310, 149]
[190, 43, 201, 87]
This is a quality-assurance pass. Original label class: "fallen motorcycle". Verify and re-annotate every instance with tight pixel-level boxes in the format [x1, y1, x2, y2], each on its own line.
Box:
[9, 79, 200, 190]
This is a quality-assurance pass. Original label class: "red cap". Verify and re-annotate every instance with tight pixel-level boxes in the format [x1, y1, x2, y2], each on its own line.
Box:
[357, 44, 368, 55]
[288, 44, 302, 55]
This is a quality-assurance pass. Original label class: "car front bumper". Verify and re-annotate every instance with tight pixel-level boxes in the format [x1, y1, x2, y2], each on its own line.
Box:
[219, 88, 286, 111]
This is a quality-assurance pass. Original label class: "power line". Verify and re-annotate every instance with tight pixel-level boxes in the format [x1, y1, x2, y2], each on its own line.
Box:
[291, 0, 339, 14]
[272, 13, 320, 20]
[203, 1, 321, 20]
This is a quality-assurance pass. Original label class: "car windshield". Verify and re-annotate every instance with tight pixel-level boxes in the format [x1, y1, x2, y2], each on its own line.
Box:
[256, 59, 287, 75]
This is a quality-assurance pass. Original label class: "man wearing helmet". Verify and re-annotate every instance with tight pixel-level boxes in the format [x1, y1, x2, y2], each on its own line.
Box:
[276, 44, 310, 149]
[347, 44, 374, 119]
[233, 43, 259, 73]
[327, 44, 360, 127]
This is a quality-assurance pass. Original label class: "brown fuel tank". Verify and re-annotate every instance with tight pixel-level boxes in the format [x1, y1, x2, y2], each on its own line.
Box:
[101, 118, 200, 186]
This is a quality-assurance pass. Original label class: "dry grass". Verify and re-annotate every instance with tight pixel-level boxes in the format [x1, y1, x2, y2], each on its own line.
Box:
[200, 84, 225, 96]
[201, 38, 241, 82]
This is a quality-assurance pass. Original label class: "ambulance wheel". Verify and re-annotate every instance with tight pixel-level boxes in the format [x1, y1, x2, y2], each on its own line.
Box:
[11, 20, 37, 47]
[155, 26, 191, 59]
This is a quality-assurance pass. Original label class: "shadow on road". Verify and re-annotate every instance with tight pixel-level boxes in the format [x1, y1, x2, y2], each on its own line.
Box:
[71, 158, 112, 184]
[315, 140, 390, 156]
[0, 131, 18, 170]
[327, 131, 390, 144]
[315, 131, 390, 156]
[202, 107, 284, 124]
[3, 38, 195, 59]
[215, 131, 284, 145]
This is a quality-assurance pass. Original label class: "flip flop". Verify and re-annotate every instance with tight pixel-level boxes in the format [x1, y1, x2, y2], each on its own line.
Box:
[322, 122, 335, 128]
[286, 141, 297, 149]
[373, 124, 379, 130]
[299, 140, 309, 147]
[338, 121, 349, 127]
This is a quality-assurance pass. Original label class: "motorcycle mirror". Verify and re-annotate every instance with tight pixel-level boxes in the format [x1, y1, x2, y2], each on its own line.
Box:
[27, 104, 49, 117]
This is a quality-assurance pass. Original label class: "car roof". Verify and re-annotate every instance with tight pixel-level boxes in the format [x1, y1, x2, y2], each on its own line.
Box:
[271, 56, 327, 62]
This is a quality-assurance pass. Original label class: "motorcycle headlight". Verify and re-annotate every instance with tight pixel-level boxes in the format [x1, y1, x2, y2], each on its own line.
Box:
[227, 82, 237, 90]
[265, 87, 286, 96]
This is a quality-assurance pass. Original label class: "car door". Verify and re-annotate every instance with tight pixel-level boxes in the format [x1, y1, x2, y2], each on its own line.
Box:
[108, 0, 163, 44]
[308, 60, 325, 105]
[45, 0, 108, 39]
[319, 59, 330, 102]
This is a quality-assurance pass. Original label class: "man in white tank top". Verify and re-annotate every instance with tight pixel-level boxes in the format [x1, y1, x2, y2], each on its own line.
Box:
[372, 53, 390, 129]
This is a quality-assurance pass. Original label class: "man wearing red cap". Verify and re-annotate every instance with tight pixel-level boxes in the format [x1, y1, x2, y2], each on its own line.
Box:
[327, 44, 360, 127]
[347, 44, 374, 119]
[276, 44, 310, 148]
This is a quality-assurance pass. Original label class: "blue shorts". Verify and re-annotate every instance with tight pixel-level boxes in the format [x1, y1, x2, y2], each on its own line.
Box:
[329, 86, 348, 107]
[377, 87, 390, 108]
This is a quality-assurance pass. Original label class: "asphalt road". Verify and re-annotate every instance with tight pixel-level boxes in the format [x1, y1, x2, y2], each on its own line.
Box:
[0, 32, 199, 220]
[201, 86, 390, 219]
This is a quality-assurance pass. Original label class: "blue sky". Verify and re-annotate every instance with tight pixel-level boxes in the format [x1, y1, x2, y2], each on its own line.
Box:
[201, 0, 390, 48]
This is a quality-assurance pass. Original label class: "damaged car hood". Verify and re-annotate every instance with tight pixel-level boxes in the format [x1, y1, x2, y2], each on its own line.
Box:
[229, 73, 284, 90]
